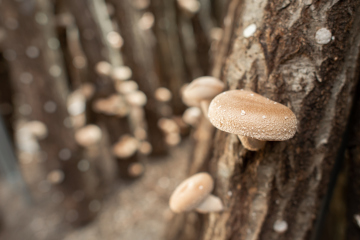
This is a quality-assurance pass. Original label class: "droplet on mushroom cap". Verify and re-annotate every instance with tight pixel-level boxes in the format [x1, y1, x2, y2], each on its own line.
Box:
[208, 90, 297, 141]
[169, 172, 213, 213]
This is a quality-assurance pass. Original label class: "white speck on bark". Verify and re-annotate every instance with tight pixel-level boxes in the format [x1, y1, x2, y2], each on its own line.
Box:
[243, 24, 257, 38]
[315, 28, 332, 45]
[273, 220, 288, 233]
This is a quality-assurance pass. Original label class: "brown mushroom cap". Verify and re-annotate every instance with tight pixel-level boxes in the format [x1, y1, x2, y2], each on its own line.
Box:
[182, 76, 224, 107]
[169, 172, 213, 213]
[208, 90, 297, 141]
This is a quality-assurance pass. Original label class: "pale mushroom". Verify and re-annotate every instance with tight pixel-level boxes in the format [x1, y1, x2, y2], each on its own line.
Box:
[169, 172, 223, 213]
[155, 87, 172, 102]
[182, 107, 201, 127]
[125, 90, 147, 107]
[95, 61, 112, 76]
[115, 80, 138, 94]
[177, 0, 201, 15]
[75, 124, 102, 147]
[111, 66, 132, 81]
[112, 135, 138, 159]
[182, 76, 224, 116]
[23, 121, 48, 139]
[208, 90, 297, 151]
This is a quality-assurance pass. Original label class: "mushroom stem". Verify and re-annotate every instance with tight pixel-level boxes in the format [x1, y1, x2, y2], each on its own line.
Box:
[200, 100, 211, 117]
[195, 194, 224, 213]
[238, 135, 265, 151]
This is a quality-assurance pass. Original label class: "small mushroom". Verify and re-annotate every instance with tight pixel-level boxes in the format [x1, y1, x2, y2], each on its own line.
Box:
[112, 135, 138, 159]
[95, 61, 112, 76]
[169, 172, 223, 213]
[155, 87, 172, 102]
[75, 124, 102, 147]
[111, 66, 132, 81]
[208, 90, 297, 151]
[182, 107, 201, 127]
[125, 90, 147, 107]
[182, 76, 224, 116]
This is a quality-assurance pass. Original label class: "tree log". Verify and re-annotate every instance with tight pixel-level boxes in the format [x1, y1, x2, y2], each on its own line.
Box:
[168, 0, 360, 239]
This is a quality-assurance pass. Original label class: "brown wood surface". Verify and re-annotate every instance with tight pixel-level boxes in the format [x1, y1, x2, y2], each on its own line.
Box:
[167, 0, 360, 239]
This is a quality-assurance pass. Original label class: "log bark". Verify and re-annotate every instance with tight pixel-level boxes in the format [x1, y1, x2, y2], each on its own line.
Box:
[167, 0, 360, 239]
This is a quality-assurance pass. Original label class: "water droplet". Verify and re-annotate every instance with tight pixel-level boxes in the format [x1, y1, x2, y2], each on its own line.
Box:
[241, 110, 246, 115]
[262, 115, 266, 119]
[285, 116, 288, 120]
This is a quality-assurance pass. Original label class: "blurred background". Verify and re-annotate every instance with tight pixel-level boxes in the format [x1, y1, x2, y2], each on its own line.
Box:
[0, 0, 228, 239]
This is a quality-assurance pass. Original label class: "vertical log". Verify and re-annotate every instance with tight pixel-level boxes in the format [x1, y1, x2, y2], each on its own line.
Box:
[110, 0, 168, 155]
[0, 0, 101, 225]
[167, 0, 360, 239]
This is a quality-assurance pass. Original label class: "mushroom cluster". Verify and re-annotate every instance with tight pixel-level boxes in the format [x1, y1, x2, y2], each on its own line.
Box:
[208, 90, 298, 151]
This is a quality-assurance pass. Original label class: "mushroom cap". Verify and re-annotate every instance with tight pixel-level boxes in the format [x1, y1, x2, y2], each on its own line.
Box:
[182, 76, 224, 107]
[169, 172, 213, 213]
[208, 90, 297, 141]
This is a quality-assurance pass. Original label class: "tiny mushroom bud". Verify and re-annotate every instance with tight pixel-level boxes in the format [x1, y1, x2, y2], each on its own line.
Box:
[208, 90, 297, 151]
[182, 76, 224, 116]
[169, 172, 223, 213]
[75, 124, 102, 147]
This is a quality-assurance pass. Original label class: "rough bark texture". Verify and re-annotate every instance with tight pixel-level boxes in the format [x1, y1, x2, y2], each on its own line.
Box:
[346, 76, 360, 239]
[168, 0, 360, 240]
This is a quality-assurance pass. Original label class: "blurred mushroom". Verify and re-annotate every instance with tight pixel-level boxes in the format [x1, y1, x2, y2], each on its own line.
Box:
[107, 31, 123, 49]
[75, 124, 102, 147]
[169, 172, 223, 213]
[112, 135, 138, 159]
[22, 121, 48, 139]
[182, 107, 201, 127]
[125, 90, 147, 107]
[111, 66, 132, 81]
[95, 61, 112, 76]
[155, 87, 172, 102]
[177, 0, 201, 15]
[138, 141, 152, 155]
[67, 90, 86, 116]
[115, 80, 139, 94]
[80, 83, 95, 100]
[165, 133, 181, 146]
[128, 162, 145, 178]
[138, 12, 155, 30]
[208, 90, 298, 151]
[158, 118, 180, 134]
[47, 170, 65, 184]
[182, 76, 224, 116]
